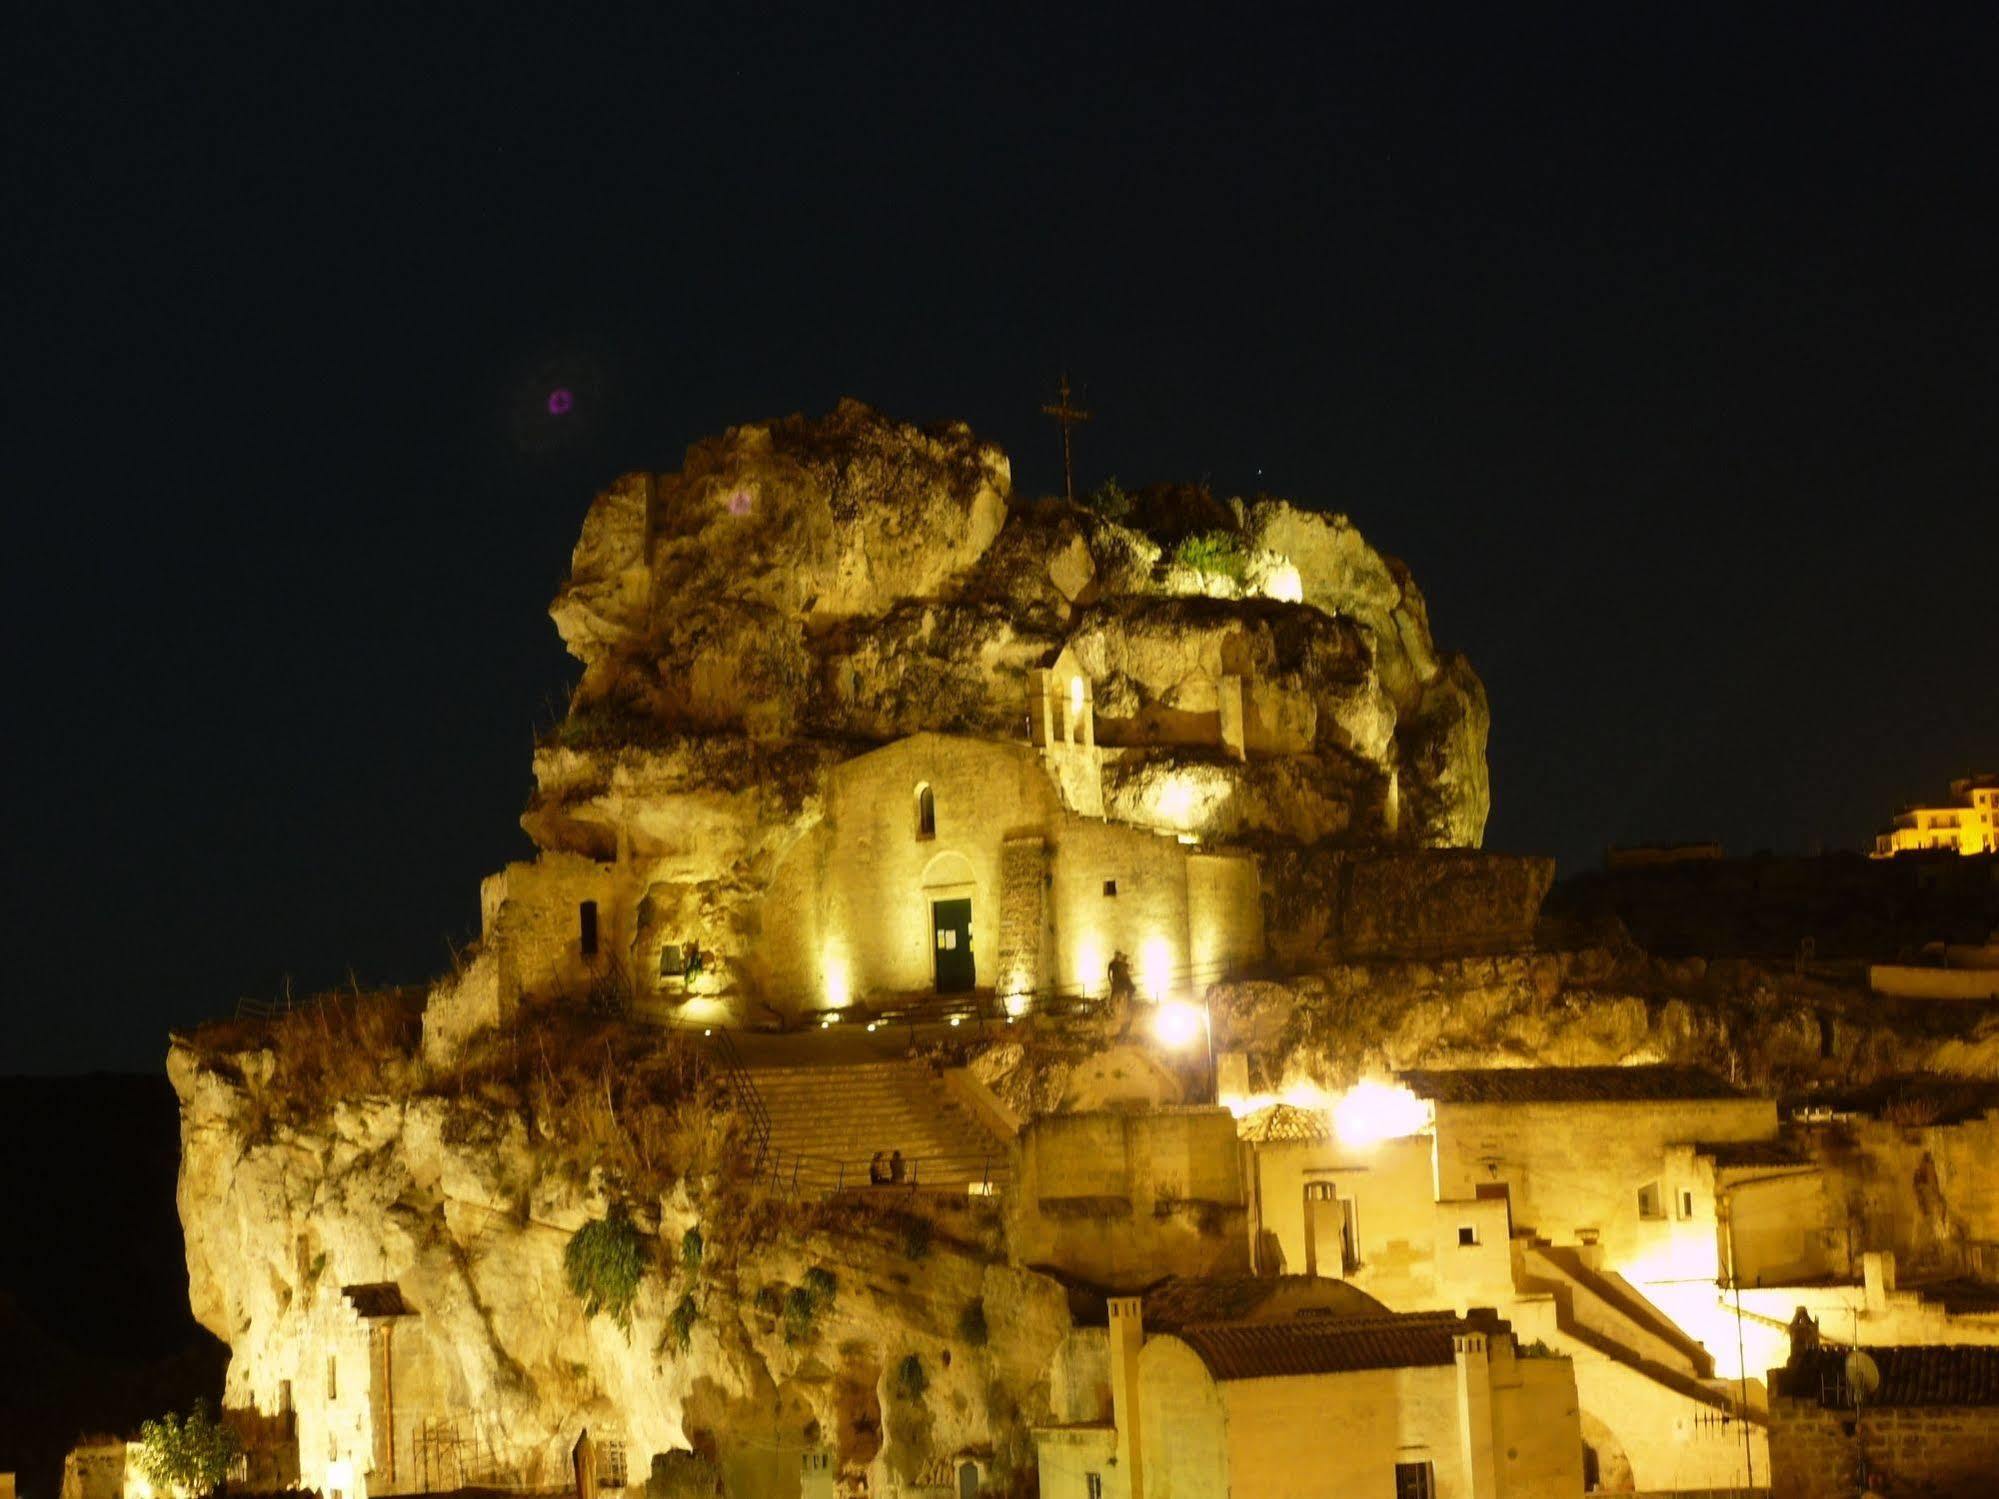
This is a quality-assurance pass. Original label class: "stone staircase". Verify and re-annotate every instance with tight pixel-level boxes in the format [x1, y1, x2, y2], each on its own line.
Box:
[741, 1059, 1013, 1196]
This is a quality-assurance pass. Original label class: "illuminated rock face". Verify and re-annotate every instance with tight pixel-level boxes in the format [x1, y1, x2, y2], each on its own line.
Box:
[434, 402, 1493, 1045]
[169, 1037, 1070, 1499]
[544, 404, 1485, 838]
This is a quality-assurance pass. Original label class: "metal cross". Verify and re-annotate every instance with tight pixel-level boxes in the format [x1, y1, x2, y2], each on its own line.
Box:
[1040, 374, 1091, 504]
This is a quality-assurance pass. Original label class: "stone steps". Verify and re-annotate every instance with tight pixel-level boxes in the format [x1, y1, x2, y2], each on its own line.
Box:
[741, 1060, 1011, 1188]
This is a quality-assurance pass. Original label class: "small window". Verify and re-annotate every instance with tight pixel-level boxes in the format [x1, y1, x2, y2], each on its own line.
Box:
[1394, 1461, 1436, 1499]
[1086, 1477, 1103, 1499]
[658, 943, 686, 978]
[600, 1440, 627, 1489]
[916, 783, 936, 839]
[579, 900, 599, 958]
[1103, 879, 1118, 897]
[1680, 1189, 1695, 1219]
[278, 1379, 292, 1414]
[327, 1356, 337, 1401]
[1637, 1182, 1665, 1220]
[1458, 1225, 1478, 1247]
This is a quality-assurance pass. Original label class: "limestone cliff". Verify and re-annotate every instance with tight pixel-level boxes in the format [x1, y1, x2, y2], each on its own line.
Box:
[537, 400, 1488, 852]
[170, 1008, 1068, 1498]
[970, 945, 1999, 1123]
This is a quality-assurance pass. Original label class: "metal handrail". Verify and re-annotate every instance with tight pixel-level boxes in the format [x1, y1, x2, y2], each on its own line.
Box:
[752, 1145, 1006, 1200]
[701, 1027, 772, 1176]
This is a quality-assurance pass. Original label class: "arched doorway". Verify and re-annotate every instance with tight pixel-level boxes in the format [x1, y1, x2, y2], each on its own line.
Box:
[1577, 1411, 1635, 1492]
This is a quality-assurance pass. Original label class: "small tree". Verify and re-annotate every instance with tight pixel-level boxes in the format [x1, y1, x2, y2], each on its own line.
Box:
[1173, 530, 1247, 584]
[1084, 477, 1133, 521]
[134, 1402, 240, 1499]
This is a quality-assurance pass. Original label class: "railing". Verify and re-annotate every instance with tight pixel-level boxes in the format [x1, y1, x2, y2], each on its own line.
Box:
[700, 1026, 772, 1177]
[753, 1147, 1005, 1202]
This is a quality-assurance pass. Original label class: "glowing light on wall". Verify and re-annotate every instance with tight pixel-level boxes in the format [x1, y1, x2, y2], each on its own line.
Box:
[1154, 999, 1204, 1049]
[1068, 675, 1085, 717]
[1262, 561, 1304, 603]
[1331, 1079, 1433, 1144]
[1154, 778, 1197, 825]
[822, 945, 850, 1012]
[1004, 990, 1032, 1019]
[1075, 935, 1104, 998]
[1140, 935, 1172, 999]
[325, 1461, 353, 1495]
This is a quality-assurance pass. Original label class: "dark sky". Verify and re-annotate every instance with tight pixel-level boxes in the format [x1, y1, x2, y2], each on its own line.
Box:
[5, 6, 1995, 1073]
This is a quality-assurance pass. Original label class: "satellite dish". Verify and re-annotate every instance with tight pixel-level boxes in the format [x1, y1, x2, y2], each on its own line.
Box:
[1845, 1350, 1882, 1405]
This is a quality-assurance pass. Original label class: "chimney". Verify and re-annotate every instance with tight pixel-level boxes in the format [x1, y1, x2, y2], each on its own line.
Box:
[1214, 1052, 1250, 1101]
[1108, 1297, 1146, 1499]
[1454, 1327, 1500, 1499]
[1864, 1250, 1897, 1311]
[1304, 1185, 1345, 1279]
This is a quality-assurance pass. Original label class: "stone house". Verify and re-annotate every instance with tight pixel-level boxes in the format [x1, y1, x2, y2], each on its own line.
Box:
[1235, 1068, 1787, 1494]
[1768, 1343, 1999, 1498]
[57, 1440, 141, 1499]
[1034, 1284, 1582, 1499]
[244, 1281, 464, 1499]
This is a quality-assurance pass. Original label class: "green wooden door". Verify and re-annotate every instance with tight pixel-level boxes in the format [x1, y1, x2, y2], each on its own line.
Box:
[932, 898, 974, 993]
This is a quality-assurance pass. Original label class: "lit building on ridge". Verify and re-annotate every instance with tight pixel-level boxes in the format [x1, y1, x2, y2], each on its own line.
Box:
[1873, 774, 1999, 857]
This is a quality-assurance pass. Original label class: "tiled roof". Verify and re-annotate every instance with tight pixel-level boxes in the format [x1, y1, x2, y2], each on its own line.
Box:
[1918, 1279, 1999, 1316]
[1783, 1346, 1999, 1408]
[1173, 1310, 1504, 1382]
[342, 1282, 413, 1319]
[1400, 1066, 1745, 1105]
[1142, 1275, 1385, 1332]
[1236, 1103, 1333, 1143]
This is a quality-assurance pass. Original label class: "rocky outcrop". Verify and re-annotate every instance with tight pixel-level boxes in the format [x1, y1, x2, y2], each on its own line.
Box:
[1217, 948, 1999, 1096]
[535, 401, 1490, 851]
[170, 1015, 1069, 1497]
[962, 946, 1999, 1121]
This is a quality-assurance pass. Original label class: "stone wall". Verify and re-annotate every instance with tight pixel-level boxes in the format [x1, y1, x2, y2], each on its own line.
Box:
[1816, 1111, 1999, 1276]
[1768, 1394, 1999, 1499]
[1262, 848, 1553, 965]
[995, 836, 1050, 1000]
[1010, 1109, 1249, 1289]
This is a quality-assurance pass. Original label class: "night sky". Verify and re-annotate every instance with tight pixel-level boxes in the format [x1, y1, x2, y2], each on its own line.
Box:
[6, 6, 1995, 1073]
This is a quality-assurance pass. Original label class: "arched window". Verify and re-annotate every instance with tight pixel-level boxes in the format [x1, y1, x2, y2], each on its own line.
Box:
[915, 783, 936, 840]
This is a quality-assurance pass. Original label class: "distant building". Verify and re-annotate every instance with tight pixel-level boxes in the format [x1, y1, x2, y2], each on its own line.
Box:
[1873, 775, 1999, 858]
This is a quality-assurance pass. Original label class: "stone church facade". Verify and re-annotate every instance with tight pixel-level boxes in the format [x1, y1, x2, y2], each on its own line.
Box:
[427, 655, 1265, 1056]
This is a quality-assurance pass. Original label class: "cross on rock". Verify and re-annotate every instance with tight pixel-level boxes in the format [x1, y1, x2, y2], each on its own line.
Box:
[1040, 374, 1091, 504]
